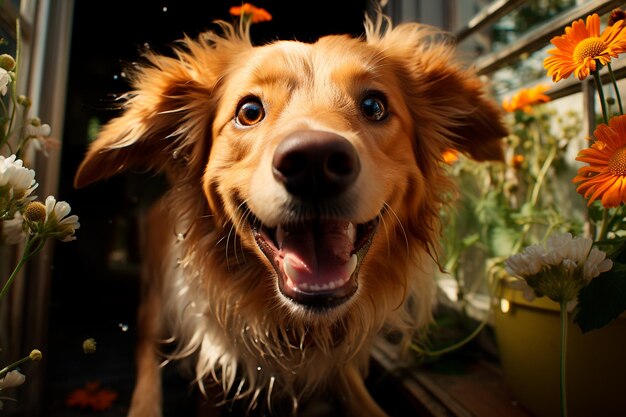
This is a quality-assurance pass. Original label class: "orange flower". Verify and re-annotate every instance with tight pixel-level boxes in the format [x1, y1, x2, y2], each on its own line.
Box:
[66, 381, 118, 411]
[502, 84, 551, 113]
[544, 14, 626, 82]
[573, 114, 626, 207]
[229, 3, 272, 23]
[511, 154, 525, 168]
[442, 149, 459, 165]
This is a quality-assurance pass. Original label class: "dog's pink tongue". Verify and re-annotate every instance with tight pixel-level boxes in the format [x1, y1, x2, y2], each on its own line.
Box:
[278, 221, 357, 292]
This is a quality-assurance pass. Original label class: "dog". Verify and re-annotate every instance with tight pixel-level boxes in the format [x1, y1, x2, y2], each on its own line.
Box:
[74, 13, 507, 417]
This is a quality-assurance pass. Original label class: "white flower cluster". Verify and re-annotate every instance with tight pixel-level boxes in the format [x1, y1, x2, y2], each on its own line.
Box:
[505, 233, 613, 302]
[0, 67, 10, 96]
[43, 195, 80, 242]
[0, 155, 37, 198]
[506, 233, 613, 281]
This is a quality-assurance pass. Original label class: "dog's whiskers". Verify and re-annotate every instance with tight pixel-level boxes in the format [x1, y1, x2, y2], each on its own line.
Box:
[223, 200, 254, 270]
[383, 202, 410, 259]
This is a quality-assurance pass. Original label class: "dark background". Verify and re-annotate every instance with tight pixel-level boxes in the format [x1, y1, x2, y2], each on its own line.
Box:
[44, 1, 372, 416]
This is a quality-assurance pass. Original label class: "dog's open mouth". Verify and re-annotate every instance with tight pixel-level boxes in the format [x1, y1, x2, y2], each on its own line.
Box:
[251, 216, 379, 309]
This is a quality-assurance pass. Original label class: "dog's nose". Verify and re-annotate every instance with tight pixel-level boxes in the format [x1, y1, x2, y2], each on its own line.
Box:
[272, 130, 360, 198]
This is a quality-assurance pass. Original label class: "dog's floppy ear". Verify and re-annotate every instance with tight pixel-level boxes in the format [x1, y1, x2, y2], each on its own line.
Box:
[423, 63, 507, 162]
[365, 16, 507, 163]
[74, 26, 251, 188]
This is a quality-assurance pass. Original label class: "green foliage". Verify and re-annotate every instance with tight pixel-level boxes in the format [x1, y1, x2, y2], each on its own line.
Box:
[441, 102, 584, 300]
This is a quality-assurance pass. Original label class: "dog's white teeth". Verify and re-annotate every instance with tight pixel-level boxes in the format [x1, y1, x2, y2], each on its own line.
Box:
[347, 253, 358, 275]
[284, 259, 300, 283]
[276, 225, 286, 247]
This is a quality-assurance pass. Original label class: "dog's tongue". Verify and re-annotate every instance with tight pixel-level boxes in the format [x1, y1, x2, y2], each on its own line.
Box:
[277, 221, 358, 292]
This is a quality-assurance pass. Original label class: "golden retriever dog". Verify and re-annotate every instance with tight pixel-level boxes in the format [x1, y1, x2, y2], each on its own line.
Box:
[74, 13, 506, 417]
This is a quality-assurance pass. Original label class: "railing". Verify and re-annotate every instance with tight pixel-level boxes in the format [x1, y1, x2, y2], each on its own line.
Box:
[456, 0, 626, 135]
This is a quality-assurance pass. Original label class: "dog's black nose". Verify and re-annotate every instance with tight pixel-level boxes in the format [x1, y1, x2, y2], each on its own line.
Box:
[272, 130, 360, 198]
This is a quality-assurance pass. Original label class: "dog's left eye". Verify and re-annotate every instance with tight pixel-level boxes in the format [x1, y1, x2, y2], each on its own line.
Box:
[361, 94, 388, 121]
[236, 98, 265, 127]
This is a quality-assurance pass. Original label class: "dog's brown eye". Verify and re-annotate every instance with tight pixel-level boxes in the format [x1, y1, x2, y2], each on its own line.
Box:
[361, 94, 388, 121]
[236, 98, 265, 126]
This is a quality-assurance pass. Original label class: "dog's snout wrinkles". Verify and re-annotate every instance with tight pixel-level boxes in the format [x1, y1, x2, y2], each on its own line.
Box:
[272, 130, 360, 197]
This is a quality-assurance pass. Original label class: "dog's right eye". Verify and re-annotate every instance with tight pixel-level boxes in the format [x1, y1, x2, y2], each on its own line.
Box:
[235, 98, 265, 127]
[360, 93, 388, 122]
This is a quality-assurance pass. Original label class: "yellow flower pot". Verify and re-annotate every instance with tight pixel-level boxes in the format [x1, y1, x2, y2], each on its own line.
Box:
[493, 281, 626, 417]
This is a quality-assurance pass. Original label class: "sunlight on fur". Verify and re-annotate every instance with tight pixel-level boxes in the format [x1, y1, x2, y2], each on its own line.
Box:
[74, 12, 506, 417]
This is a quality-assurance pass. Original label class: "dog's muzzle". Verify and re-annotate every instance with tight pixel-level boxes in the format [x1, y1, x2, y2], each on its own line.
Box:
[251, 130, 379, 310]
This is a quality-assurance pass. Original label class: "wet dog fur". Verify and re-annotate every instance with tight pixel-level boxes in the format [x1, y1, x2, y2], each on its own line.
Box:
[74, 13, 507, 417]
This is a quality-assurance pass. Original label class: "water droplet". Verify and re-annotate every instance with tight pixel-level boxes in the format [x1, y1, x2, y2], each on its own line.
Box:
[256, 366, 262, 371]
[120, 71, 127, 78]
[172, 149, 180, 159]
[113, 74, 118, 80]
[118, 323, 129, 332]
[177, 232, 185, 241]
[162, 6, 168, 12]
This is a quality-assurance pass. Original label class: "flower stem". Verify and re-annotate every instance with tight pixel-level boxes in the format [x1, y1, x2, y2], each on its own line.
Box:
[410, 312, 489, 357]
[608, 63, 623, 115]
[0, 235, 44, 301]
[598, 207, 611, 241]
[512, 138, 557, 254]
[0, 352, 36, 379]
[593, 70, 609, 124]
[559, 300, 569, 417]
[0, 20, 21, 153]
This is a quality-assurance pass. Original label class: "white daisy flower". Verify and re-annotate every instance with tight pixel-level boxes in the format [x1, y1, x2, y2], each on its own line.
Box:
[504, 232, 612, 303]
[0, 68, 10, 96]
[43, 195, 80, 241]
[24, 118, 51, 139]
[0, 155, 36, 192]
[0, 155, 38, 216]
[0, 370, 25, 389]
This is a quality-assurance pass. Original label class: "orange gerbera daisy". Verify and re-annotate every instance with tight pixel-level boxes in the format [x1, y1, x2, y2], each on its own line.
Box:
[229, 3, 272, 23]
[544, 13, 626, 82]
[502, 84, 551, 113]
[573, 114, 626, 207]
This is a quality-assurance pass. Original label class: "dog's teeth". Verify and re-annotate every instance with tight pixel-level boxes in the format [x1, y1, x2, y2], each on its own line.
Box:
[299, 282, 309, 291]
[276, 225, 286, 247]
[328, 281, 336, 289]
[347, 253, 358, 276]
[284, 260, 299, 283]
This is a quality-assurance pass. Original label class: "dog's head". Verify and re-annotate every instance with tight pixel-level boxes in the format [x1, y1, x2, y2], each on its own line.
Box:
[75, 16, 506, 318]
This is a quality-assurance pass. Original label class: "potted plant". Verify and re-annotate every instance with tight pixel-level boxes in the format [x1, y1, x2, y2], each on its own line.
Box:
[434, 10, 626, 417]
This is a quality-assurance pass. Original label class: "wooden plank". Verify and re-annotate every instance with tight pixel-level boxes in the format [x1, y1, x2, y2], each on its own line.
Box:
[455, 0, 527, 42]
[371, 338, 535, 417]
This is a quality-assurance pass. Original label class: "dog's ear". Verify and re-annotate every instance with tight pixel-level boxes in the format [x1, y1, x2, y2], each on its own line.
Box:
[74, 76, 202, 188]
[365, 16, 507, 163]
[74, 27, 250, 188]
[423, 63, 507, 162]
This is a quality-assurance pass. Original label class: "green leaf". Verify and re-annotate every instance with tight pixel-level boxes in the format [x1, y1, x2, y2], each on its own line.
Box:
[574, 263, 626, 333]
[488, 226, 517, 257]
